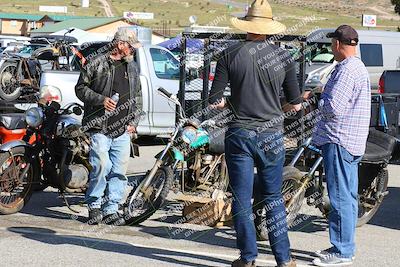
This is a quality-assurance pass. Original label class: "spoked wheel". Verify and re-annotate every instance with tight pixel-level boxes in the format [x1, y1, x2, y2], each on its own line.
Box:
[357, 169, 388, 227]
[124, 166, 174, 225]
[254, 166, 305, 241]
[0, 61, 22, 101]
[0, 147, 35, 214]
[282, 166, 305, 227]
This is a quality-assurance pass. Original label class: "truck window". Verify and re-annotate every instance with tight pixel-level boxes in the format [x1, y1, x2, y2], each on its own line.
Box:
[360, 44, 383, 67]
[150, 48, 179, 80]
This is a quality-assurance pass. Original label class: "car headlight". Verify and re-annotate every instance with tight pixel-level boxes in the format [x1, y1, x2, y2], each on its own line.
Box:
[25, 107, 44, 128]
[181, 126, 197, 144]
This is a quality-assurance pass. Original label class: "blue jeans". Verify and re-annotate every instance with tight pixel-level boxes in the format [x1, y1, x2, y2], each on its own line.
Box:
[225, 128, 291, 264]
[322, 143, 362, 258]
[86, 132, 131, 216]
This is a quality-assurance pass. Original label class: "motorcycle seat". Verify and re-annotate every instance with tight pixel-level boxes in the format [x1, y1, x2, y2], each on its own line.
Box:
[362, 129, 397, 163]
[0, 113, 26, 130]
[208, 128, 225, 154]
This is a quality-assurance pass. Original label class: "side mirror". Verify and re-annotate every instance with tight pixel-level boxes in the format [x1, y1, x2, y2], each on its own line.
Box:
[72, 106, 82, 115]
[49, 101, 61, 111]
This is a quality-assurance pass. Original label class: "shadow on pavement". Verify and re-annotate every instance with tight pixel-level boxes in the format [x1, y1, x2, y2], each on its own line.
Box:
[7, 226, 231, 267]
[138, 225, 315, 264]
[20, 191, 87, 222]
[19, 174, 144, 224]
[289, 214, 328, 234]
[367, 186, 400, 230]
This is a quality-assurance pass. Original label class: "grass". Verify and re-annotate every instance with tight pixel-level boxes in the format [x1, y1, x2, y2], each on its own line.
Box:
[109, 0, 242, 28]
[0, 0, 398, 34]
[0, 0, 104, 17]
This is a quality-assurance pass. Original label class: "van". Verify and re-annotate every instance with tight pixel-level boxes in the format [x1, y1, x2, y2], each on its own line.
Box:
[305, 29, 400, 90]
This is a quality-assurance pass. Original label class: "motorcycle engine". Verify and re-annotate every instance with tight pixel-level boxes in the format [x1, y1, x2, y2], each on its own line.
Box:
[43, 116, 91, 189]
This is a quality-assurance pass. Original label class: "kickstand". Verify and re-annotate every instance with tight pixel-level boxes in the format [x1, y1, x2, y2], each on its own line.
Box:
[60, 191, 80, 214]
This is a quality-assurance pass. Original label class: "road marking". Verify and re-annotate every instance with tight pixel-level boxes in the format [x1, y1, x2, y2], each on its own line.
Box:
[1, 227, 311, 266]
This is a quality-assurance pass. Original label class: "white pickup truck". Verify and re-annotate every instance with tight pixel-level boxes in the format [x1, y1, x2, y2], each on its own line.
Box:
[38, 41, 181, 137]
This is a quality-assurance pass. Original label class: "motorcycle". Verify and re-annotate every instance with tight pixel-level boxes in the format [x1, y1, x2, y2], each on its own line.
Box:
[0, 85, 90, 214]
[0, 29, 76, 101]
[123, 87, 229, 225]
[264, 128, 397, 230]
[0, 113, 36, 144]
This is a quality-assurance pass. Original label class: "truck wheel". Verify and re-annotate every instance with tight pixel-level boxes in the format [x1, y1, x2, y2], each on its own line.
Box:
[0, 61, 22, 101]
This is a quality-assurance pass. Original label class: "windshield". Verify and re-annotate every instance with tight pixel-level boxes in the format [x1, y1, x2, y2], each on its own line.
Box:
[150, 48, 180, 80]
[308, 43, 334, 63]
[19, 44, 45, 55]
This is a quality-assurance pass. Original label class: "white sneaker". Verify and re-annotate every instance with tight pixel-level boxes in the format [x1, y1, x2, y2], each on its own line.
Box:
[315, 248, 355, 260]
[313, 253, 353, 266]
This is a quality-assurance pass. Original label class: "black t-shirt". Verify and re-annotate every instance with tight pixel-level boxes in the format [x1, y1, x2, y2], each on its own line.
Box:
[209, 41, 302, 131]
[105, 60, 130, 138]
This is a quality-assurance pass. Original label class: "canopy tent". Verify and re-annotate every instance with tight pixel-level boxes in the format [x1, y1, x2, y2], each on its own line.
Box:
[158, 35, 204, 54]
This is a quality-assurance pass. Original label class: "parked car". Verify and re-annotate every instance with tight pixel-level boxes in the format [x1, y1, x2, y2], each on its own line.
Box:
[16, 41, 181, 137]
[305, 29, 400, 90]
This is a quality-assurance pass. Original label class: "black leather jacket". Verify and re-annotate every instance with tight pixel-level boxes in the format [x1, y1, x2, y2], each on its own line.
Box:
[75, 54, 140, 132]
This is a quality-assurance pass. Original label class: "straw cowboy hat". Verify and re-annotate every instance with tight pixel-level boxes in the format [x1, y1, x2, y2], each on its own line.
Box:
[231, 0, 286, 35]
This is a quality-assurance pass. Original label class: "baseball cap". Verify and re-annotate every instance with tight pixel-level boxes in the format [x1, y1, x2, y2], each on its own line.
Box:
[113, 28, 141, 48]
[326, 25, 359, 46]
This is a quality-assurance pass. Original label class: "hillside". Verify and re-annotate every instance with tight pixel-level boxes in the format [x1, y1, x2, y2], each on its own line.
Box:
[0, 0, 398, 34]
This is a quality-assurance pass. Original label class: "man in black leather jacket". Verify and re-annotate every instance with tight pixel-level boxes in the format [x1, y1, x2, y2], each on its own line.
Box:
[75, 28, 141, 226]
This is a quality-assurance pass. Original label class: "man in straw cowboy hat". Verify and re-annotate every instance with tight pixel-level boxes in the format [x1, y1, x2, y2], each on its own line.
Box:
[209, 0, 302, 266]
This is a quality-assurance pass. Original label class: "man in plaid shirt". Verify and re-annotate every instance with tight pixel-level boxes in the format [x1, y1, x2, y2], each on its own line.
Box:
[312, 25, 371, 266]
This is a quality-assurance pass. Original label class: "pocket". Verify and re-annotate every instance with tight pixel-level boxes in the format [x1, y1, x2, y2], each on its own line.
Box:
[340, 146, 355, 164]
[225, 133, 248, 156]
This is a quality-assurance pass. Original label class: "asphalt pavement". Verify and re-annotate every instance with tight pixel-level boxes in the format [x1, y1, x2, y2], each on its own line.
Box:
[1, 141, 399, 267]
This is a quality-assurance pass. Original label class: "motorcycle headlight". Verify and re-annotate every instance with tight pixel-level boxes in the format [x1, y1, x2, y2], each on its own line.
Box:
[39, 85, 62, 103]
[25, 107, 43, 128]
[181, 126, 197, 144]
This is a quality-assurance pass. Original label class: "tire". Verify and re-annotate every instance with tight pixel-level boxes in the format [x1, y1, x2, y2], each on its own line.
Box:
[282, 166, 305, 227]
[357, 169, 388, 227]
[253, 166, 305, 240]
[254, 203, 269, 241]
[124, 166, 174, 225]
[0, 146, 38, 214]
[0, 61, 22, 101]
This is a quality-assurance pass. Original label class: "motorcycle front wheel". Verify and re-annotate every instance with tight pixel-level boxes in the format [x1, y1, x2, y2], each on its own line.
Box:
[254, 166, 305, 241]
[0, 146, 38, 214]
[124, 166, 174, 225]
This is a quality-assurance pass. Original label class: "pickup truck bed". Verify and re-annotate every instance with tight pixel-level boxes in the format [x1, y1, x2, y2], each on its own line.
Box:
[379, 70, 400, 94]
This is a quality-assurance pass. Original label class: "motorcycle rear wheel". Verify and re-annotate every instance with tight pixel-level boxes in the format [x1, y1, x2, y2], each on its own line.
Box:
[357, 169, 388, 227]
[0, 61, 22, 101]
[0, 146, 37, 214]
[124, 166, 174, 225]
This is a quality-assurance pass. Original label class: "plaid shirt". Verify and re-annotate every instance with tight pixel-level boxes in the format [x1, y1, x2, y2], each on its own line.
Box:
[313, 56, 371, 156]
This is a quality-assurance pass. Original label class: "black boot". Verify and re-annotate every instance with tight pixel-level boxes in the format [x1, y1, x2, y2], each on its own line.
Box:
[87, 208, 102, 225]
[102, 213, 126, 226]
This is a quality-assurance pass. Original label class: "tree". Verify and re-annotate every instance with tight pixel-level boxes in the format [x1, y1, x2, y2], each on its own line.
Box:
[392, 0, 400, 15]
